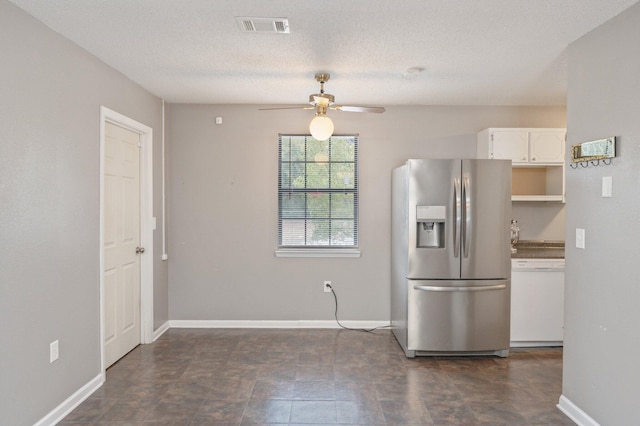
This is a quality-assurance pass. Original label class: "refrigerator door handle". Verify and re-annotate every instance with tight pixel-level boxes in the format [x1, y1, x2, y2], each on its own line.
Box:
[413, 284, 506, 292]
[462, 177, 471, 258]
[453, 178, 461, 258]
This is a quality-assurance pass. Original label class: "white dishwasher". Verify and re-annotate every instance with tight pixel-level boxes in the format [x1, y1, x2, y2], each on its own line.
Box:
[511, 258, 565, 347]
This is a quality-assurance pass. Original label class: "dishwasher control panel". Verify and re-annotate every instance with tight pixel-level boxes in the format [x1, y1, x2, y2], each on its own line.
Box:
[511, 258, 565, 271]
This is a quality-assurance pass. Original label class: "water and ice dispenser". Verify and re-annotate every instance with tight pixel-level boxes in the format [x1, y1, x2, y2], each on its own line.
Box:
[416, 206, 446, 248]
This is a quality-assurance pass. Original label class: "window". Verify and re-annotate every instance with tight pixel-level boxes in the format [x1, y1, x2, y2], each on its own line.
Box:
[278, 135, 359, 252]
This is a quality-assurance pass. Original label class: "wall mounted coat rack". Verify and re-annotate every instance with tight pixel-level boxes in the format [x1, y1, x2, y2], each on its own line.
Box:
[570, 136, 616, 169]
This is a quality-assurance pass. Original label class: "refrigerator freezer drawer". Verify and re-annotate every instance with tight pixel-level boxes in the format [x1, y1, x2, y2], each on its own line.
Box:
[407, 279, 510, 354]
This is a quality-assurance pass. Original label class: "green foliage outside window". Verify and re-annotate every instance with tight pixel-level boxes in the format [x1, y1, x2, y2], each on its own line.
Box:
[278, 135, 358, 247]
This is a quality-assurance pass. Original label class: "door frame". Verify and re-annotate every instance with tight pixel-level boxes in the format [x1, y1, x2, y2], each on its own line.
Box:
[99, 106, 154, 374]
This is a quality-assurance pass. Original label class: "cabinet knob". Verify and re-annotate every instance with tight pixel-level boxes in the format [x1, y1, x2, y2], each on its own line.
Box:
[532, 157, 536, 161]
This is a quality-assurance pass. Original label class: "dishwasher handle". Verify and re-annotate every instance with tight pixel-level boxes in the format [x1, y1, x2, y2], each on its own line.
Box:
[414, 284, 506, 292]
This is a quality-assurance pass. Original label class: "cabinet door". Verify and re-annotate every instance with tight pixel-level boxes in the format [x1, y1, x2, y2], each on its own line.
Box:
[529, 130, 565, 163]
[491, 131, 529, 162]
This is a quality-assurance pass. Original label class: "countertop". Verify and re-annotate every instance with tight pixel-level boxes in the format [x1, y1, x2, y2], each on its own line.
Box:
[511, 240, 565, 259]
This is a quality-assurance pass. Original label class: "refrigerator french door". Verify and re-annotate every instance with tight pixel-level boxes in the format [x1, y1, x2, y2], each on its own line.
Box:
[391, 159, 512, 357]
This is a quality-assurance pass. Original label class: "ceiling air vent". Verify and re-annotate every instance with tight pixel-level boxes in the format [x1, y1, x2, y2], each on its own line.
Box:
[235, 17, 290, 34]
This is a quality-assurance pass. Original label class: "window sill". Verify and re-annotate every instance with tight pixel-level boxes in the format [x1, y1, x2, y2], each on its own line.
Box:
[275, 248, 361, 258]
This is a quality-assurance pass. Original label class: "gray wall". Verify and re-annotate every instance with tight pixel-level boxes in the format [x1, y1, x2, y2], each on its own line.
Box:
[167, 104, 566, 321]
[0, 2, 167, 425]
[563, 2, 640, 424]
[512, 203, 565, 241]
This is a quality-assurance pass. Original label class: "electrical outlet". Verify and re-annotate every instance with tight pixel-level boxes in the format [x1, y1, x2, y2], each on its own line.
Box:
[50, 340, 59, 363]
[323, 281, 332, 293]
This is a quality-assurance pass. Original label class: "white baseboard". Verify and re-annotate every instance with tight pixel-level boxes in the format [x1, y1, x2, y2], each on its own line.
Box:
[169, 320, 390, 329]
[557, 395, 601, 426]
[152, 320, 171, 341]
[33, 373, 103, 426]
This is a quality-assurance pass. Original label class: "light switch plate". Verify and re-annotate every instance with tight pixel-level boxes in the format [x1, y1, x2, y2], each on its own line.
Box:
[602, 176, 612, 197]
[50, 340, 59, 363]
[576, 228, 586, 249]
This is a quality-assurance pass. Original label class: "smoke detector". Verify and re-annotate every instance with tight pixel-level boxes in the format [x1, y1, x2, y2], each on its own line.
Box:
[236, 17, 290, 33]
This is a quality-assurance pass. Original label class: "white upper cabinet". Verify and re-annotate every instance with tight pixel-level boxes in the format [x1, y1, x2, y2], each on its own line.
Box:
[528, 131, 565, 163]
[477, 128, 566, 164]
[490, 130, 529, 162]
[477, 128, 567, 202]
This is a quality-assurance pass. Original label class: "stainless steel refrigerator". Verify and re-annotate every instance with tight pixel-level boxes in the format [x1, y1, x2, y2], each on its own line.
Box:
[391, 159, 512, 357]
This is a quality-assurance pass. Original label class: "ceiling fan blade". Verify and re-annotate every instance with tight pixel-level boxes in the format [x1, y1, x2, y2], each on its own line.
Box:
[261, 75, 385, 115]
[259, 106, 314, 111]
[334, 105, 386, 113]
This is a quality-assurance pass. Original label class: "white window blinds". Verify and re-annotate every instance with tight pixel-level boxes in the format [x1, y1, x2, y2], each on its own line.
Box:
[278, 135, 358, 248]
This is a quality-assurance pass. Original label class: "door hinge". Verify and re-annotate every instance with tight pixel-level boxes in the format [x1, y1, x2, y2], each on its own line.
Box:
[489, 133, 494, 158]
[137, 141, 142, 148]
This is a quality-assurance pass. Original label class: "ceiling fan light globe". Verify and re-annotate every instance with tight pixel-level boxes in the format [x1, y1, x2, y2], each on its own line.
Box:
[309, 115, 334, 141]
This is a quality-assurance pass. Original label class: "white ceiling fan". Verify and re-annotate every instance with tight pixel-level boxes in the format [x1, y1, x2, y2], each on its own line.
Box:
[260, 73, 385, 140]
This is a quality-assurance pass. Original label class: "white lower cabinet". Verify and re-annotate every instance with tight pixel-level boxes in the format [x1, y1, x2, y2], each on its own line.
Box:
[510, 261, 564, 346]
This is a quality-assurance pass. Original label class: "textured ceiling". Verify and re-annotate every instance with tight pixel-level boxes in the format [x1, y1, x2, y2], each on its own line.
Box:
[9, 0, 639, 106]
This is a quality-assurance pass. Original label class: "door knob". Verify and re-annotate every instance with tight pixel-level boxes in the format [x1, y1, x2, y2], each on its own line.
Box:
[136, 246, 145, 254]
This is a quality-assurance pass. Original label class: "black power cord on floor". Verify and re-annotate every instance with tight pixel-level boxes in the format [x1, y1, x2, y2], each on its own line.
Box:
[326, 283, 392, 333]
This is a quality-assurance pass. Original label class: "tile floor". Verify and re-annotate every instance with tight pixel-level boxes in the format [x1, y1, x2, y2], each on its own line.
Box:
[60, 328, 574, 425]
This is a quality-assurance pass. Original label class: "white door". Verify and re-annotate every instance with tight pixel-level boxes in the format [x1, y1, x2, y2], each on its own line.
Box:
[104, 121, 141, 367]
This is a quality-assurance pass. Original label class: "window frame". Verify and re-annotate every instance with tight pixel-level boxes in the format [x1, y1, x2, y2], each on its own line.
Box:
[275, 134, 361, 258]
